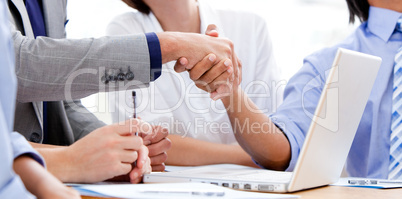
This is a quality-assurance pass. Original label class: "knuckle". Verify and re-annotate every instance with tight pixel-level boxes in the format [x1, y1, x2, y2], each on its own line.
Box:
[161, 152, 168, 162]
[228, 40, 234, 49]
[224, 46, 232, 55]
[135, 136, 144, 145]
[164, 139, 172, 150]
[222, 38, 234, 51]
[161, 127, 169, 136]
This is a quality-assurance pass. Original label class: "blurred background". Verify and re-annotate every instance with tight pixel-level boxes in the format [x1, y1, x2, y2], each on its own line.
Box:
[66, 0, 359, 124]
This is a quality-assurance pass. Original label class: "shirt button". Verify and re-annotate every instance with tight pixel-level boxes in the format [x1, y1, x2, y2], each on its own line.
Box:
[29, 132, 41, 143]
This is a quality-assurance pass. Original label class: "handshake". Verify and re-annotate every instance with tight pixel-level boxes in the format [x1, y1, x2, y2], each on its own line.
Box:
[158, 24, 242, 100]
[51, 25, 243, 185]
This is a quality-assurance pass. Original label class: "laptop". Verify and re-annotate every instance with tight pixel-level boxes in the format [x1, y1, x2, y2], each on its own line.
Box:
[144, 48, 382, 193]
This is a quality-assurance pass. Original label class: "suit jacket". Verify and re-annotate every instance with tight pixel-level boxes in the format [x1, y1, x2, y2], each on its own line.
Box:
[8, 0, 153, 145]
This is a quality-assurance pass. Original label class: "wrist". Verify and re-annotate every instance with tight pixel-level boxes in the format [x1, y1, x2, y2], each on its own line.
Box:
[37, 147, 73, 182]
[157, 32, 180, 63]
[221, 87, 242, 108]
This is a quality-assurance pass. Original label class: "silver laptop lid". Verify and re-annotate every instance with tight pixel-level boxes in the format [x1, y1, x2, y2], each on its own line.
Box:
[288, 48, 381, 192]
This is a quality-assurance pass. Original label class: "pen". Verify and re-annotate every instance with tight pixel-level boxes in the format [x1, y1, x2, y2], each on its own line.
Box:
[132, 91, 138, 136]
[132, 91, 138, 167]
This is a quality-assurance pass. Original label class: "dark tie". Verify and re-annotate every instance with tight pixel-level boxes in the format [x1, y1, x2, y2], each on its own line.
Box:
[25, 0, 46, 38]
[25, 0, 48, 143]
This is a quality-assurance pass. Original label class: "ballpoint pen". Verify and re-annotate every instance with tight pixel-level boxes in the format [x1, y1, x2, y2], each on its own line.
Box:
[132, 91, 138, 167]
[132, 91, 138, 136]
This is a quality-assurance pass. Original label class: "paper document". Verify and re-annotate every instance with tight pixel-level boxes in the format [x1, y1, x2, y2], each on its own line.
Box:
[71, 182, 299, 199]
[164, 164, 260, 172]
[332, 177, 402, 189]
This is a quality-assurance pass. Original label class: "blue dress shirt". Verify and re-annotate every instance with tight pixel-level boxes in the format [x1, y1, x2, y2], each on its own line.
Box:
[271, 7, 402, 178]
[0, 0, 45, 198]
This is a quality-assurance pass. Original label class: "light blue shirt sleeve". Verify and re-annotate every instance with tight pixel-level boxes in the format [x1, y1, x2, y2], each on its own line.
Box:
[269, 7, 402, 178]
[270, 49, 335, 171]
[10, 132, 45, 166]
[0, 0, 45, 197]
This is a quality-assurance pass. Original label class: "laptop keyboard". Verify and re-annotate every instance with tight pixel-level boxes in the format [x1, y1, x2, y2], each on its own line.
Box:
[218, 170, 292, 183]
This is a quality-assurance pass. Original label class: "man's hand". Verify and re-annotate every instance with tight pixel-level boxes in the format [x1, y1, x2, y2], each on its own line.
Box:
[140, 126, 171, 171]
[128, 144, 152, 183]
[158, 31, 235, 71]
[168, 24, 242, 100]
[57, 119, 152, 183]
[157, 30, 238, 99]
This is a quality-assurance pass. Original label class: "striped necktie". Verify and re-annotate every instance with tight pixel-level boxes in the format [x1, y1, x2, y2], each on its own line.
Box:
[389, 17, 402, 180]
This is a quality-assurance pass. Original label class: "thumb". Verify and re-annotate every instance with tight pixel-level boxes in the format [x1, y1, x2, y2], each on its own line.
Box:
[174, 57, 189, 72]
[205, 24, 219, 37]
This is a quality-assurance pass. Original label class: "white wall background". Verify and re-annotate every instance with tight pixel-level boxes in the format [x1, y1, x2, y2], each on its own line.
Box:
[66, 0, 359, 124]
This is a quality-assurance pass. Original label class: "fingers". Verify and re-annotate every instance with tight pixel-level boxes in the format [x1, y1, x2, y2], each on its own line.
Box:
[151, 164, 166, 172]
[147, 138, 171, 156]
[129, 168, 143, 184]
[188, 53, 217, 81]
[210, 83, 232, 101]
[233, 53, 242, 86]
[118, 136, 144, 151]
[173, 57, 189, 72]
[119, 162, 133, 176]
[205, 24, 219, 37]
[236, 55, 243, 85]
[129, 156, 151, 184]
[202, 64, 233, 93]
[142, 126, 169, 144]
[150, 152, 168, 167]
[209, 53, 242, 100]
[135, 145, 149, 170]
[120, 150, 138, 164]
[198, 58, 232, 85]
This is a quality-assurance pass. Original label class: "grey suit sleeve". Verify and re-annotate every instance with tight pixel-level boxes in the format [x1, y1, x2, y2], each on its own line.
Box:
[12, 31, 152, 102]
[64, 100, 106, 141]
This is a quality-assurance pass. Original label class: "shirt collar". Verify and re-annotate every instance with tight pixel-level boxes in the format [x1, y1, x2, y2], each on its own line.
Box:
[367, 6, 402, 42]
